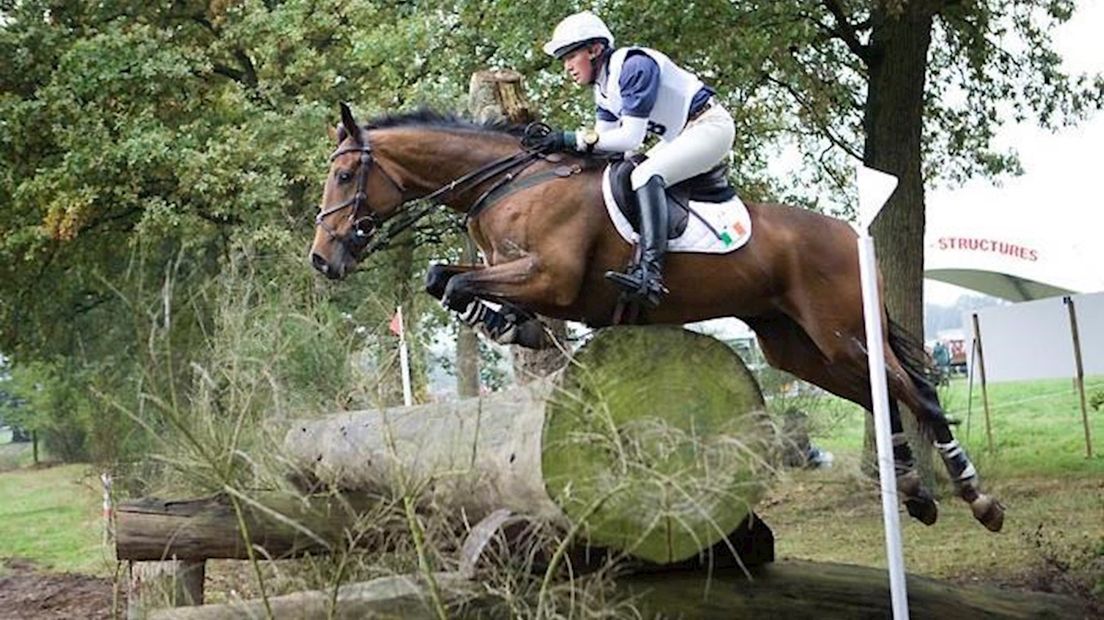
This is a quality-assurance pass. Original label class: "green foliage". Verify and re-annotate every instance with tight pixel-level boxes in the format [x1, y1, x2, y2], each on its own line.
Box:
[2, 360, 92, 462]
[1090, 388, 1104, 412]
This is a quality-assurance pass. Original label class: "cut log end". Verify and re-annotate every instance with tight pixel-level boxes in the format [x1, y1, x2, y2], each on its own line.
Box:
[543, 326, 776, 563]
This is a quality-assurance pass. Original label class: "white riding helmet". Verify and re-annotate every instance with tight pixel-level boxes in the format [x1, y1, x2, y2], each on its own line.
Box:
[542, 11, 615, 59]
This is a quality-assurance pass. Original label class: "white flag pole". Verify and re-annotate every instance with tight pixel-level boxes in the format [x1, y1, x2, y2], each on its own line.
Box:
[855, 165, 909, 620]
[100, 472, 113, 547]
[396, 305, 414, 407]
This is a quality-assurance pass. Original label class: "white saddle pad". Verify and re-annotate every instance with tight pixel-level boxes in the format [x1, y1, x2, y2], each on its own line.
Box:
[602, 167, 752, 254]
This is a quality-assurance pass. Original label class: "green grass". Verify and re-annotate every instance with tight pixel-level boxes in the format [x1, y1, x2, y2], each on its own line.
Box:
[0, 463, 114, 575]
[807, 375, 1104, 477]
[760, 375, 1104, 593]
[0, 374, 1100, 595]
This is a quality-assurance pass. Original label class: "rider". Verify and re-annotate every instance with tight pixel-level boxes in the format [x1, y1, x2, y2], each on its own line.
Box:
[531, 10, 736, 308]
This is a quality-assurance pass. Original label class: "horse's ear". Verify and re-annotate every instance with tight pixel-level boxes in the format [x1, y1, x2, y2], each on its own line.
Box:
[339, 102, 361, 145]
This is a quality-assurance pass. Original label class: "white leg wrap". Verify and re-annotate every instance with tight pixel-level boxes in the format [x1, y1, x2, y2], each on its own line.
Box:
[936, 439, 977, 482]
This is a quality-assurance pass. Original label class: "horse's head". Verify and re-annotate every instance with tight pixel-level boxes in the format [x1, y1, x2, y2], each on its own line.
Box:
[309, 103, 406, 280]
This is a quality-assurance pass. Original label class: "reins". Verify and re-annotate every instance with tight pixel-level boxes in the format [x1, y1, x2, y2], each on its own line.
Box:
[316, 128, 551, 257]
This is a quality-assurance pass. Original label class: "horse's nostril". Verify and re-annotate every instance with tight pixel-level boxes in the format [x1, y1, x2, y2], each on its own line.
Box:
[310, 252, 329, 274]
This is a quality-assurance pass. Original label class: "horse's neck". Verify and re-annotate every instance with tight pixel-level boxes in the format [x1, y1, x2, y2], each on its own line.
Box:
[374, 128, 519, 210]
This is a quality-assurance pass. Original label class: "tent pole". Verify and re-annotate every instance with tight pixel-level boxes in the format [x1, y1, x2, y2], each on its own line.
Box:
[971, 313, 994, 453]
[1063, 296, 1093, 458]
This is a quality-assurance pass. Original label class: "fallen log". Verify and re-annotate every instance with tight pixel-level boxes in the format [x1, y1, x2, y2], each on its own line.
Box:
[285, 325, 776, 564]
[148, 560, 1087, 620]
[148, 572, 472, 620]
[620, 560, 1087, 619]
[115, 493, 378, 562]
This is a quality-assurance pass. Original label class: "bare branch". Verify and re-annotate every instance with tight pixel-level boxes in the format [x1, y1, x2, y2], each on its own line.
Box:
[821, 0, 873, 64]
[765, 74, 863, 160]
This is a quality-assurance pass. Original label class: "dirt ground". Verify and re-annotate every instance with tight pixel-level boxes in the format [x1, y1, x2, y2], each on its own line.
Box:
[0, 559, 117, 620]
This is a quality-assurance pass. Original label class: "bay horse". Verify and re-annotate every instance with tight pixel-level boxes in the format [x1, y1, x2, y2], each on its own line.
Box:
[309, 104, 1004, 533]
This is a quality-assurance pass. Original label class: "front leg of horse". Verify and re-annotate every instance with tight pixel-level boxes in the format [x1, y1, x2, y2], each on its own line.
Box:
[427, 263, 551, 349]
[892, 443, 939, 526]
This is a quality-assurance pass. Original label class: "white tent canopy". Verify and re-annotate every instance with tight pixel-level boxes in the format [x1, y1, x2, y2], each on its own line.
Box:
[924, 198, 1103, 302]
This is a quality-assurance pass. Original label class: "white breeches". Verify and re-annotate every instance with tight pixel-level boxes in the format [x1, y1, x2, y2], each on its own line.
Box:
[630, 103, 735, 190]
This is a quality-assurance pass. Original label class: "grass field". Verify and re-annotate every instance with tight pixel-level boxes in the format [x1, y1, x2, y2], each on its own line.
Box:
[762, 374, 1104, 597]
[0, 462, 114, 576]
[806, 375, 1104, 477]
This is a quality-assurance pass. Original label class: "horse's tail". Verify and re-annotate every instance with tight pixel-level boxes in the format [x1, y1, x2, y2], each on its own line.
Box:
[886, 317, 936, 384]
[887, 315, 949, 438]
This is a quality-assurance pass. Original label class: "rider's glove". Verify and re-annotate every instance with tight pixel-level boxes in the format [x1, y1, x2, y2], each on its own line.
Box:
[521, 123, 577, 153]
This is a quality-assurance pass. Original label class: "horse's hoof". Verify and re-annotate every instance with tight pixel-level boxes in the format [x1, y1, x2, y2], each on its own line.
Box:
[904, 494, 939, 526]
[425, 264, 452, 299]
[513, 319, 550, 349]
[970, 494, 1005, 532]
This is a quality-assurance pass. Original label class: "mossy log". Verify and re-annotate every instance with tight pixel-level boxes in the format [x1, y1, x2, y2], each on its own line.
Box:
[284, 326, 775, 564]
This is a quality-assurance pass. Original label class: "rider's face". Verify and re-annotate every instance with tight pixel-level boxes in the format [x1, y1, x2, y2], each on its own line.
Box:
[562, 45, 599, 85]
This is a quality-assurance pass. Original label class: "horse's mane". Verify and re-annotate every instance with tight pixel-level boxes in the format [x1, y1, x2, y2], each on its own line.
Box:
[363, 108, 529, 137]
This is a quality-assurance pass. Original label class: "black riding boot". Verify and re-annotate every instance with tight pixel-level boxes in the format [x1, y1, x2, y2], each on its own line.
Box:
[605, 175, 669, 308]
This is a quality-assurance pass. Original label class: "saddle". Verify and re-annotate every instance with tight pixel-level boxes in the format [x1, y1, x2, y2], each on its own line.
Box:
[607, 156, 738, 238]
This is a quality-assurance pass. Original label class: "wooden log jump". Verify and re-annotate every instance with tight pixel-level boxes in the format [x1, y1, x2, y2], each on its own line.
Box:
[283, 325, 776, 564]
[117, 326, 775, 614]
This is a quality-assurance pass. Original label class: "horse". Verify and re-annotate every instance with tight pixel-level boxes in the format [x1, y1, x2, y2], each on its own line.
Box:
[309, 104, 1004, 533]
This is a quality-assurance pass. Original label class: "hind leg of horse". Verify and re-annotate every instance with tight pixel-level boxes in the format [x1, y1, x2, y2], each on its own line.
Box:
[747, 315, 940, 525]
[780, 305, 1004, 532]
[890, 352, 1005, 532]
[426, 263, 549, 348]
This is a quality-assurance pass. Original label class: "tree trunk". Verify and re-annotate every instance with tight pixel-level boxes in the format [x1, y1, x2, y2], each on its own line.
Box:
[128, 560, 205, 619]
[149, 572, 470, 620]
[285, 326, 773, 564]
[618, 559, 1086, 618]
[467, 68, 569, 381]
[862, 5, 936, 484]
[455, 242, 482, 398]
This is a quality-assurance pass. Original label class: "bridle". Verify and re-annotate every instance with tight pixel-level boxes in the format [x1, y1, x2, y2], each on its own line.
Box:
[314, 127, 548, 259]
[314, 135, 403, 258]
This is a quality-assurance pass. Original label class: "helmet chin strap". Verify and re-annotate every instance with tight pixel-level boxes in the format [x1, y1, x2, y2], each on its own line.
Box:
[586, 46, 610, 85]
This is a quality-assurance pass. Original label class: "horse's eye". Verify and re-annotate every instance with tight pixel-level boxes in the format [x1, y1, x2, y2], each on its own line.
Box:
[338, 171, 353, 183]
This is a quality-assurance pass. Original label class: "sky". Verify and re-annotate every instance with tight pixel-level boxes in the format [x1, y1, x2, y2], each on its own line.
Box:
[924, 0, 1104, 304]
